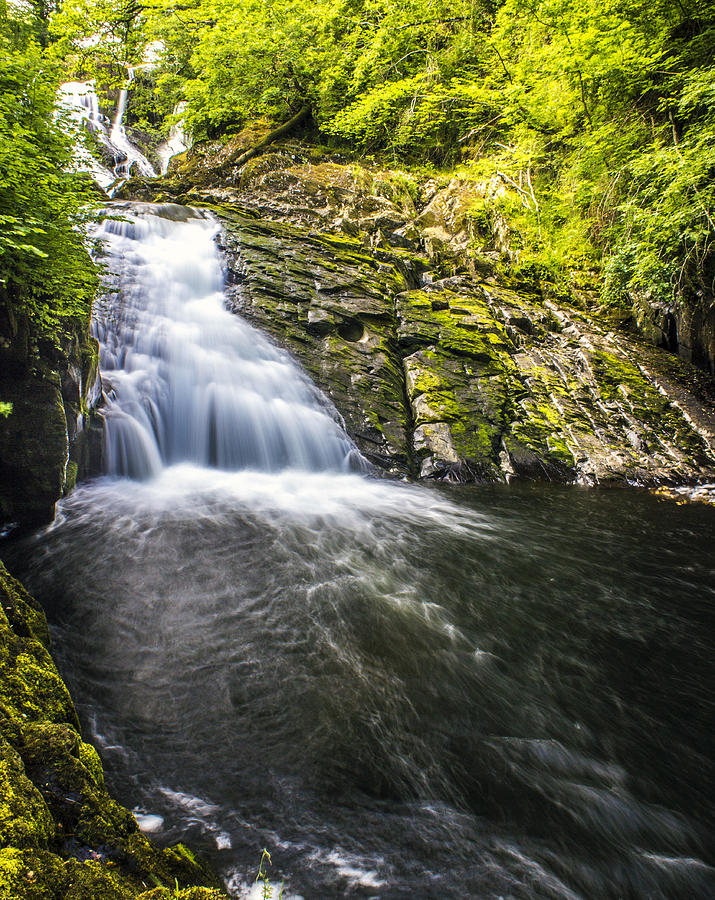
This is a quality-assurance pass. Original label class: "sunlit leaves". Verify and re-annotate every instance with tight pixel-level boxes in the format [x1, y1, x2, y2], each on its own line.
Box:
[0, 1, 98, 337]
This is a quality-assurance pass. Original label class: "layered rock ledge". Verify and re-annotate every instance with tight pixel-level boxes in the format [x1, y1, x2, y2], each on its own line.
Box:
[117, 135, 715, 487]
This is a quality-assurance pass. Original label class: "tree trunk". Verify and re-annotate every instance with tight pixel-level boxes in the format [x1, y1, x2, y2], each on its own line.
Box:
[230, 106, 311, 169]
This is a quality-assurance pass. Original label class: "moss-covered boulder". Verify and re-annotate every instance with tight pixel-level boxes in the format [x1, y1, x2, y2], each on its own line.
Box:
[0, 561, 227, 899]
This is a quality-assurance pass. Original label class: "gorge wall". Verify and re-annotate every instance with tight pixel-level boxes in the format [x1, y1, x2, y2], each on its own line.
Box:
[119, 131, 715, 487]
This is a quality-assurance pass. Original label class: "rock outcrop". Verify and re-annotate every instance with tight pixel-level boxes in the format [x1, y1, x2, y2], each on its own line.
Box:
[0, 560, 227, 899]
[633, 285, 715, 376]
[117, 137, 715, 486]
[0, 312, 103, 533]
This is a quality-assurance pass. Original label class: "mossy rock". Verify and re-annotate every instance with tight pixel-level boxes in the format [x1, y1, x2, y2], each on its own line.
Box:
[138, 890, 227, 900]
[0, 562, 228, 898]
[0, 739, 55, 850]
[0, 848, 68, 899]
[0, 562, 79, 729]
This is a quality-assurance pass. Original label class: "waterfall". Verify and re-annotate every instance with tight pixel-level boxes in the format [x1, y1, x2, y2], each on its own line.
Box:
[109, 68, 157, 180]
[94, 204, 363, 478]
[59, 76, 156, 189]
[60, 67, 191, 189]
[58, 81, 115, 190]
[157, 102, 189, 174]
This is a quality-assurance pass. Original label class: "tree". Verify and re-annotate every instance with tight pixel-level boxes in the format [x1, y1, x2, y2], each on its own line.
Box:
[0, 0, 98, 344]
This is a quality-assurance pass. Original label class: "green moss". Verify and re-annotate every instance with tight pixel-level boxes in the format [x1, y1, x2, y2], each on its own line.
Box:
[1, 644, 78, 727]
[63, 461, 78, 495]
[63, 860, 135, 900]
[138, 890, 227, 900]
[0, 739, 54, 850]
[0, 564, 51, 648]
[0, 562, 228, 898]
[451, 418, 500, 463]
[78, 741, 105, 790]
[397, 288, 516, 372]
[405, 365, 445, 398]
[509, 392, 578, 469]
[0, 848, 67, 899]
[589, 349, 707, 458]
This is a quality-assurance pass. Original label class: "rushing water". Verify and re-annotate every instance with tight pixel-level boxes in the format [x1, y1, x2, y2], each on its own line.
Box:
[108, 69, 158, 181]
[59, 80, 157, 190]
[157, 102, 189, 175]
[5, 206, 714, 899]
[93, 206, 360, 477]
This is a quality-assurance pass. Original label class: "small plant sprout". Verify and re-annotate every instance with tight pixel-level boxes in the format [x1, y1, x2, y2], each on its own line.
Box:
[256, 848, 284, 900]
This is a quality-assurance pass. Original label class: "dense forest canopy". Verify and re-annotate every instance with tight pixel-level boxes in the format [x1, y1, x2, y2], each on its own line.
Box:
[1, 0, 714, 337]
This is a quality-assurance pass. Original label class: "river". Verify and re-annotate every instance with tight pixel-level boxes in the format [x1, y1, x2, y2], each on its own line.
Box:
[5, 204, 714, 899]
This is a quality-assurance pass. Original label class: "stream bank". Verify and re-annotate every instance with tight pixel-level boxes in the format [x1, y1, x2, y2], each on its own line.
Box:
[0, 561, 228, 899]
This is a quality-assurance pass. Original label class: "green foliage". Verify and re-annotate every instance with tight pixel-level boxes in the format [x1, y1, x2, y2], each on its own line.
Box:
[0, 0, 98, 341]
[490, 1, 715, 301]
[328, 74, 499, 162]
[51, 0, 149, 80]
[130, 0, 714, 315]
[255, 848, 283, 900]
[0, 401, 11, 418]
[4, 0, 713, 345]
[318, 0, 490, 131]
[124, 69, 174, 138]
[144, 0, 325, 138]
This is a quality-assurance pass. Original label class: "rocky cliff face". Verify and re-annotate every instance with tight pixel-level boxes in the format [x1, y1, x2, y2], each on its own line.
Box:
[118, 133, 715, 487]
[0, 308, 103, 533]
[633, 284, 715, 377]
[0, 561, 227, 899]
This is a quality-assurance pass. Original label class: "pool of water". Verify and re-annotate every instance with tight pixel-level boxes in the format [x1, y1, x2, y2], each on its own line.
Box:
[6, 473, 714, 899]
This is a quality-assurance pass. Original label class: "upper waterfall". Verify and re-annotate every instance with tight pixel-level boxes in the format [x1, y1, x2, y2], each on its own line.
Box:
[93, 204, 364, 478]
[59, 78, 157, 189]
[108, 68, 157, 180]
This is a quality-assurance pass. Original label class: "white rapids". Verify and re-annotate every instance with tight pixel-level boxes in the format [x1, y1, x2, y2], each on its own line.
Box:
[93, 205, 364, 478]
[59, 77, 157, 190]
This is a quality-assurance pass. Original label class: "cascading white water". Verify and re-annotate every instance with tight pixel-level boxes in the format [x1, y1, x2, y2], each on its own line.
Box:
[59, 77, 156, 189]
[109, 68, 157, 180]
[58, 81, 116, 190]
[94, 204, 363, 478]
[157, 102, 189, 174]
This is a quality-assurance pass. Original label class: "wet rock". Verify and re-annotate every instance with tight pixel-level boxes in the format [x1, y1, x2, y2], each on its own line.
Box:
[0, 318, 103, 532]
[632, 286, 715, 376]
[0, 562, 227, 898]
[117, 137, 715, 487]
[395, 281, 715, 483]
[0, 372, 69, 529]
